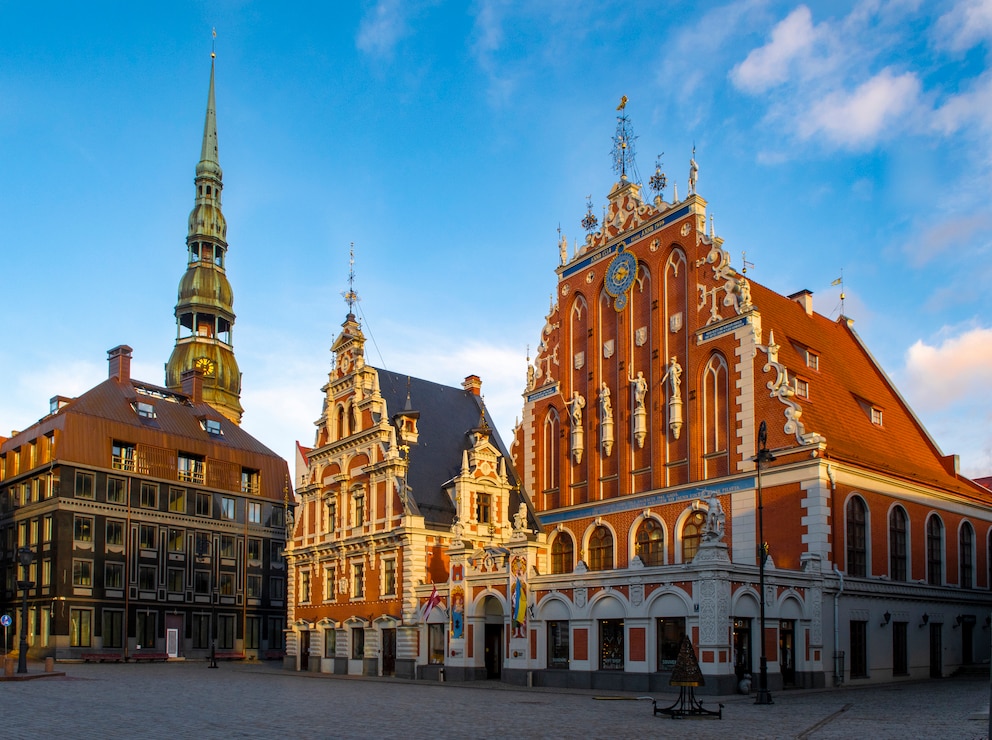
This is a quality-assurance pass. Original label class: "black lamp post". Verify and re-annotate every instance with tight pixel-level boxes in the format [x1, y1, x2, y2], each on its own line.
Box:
[754, 421, 775, 705]
[16, 547, 35, 674]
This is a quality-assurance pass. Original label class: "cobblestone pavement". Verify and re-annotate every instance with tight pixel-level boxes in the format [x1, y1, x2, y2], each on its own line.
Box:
[2, 661, 989, 739]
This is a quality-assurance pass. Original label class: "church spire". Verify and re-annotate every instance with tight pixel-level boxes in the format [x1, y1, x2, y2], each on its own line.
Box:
[165, 53, 243, 423]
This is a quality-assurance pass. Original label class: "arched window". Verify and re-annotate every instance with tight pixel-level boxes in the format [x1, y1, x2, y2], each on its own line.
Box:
[701, 354, 729, 478]
[336, 406, 346, 441]
[587, 526, 613, 571]
[889, 506, 908, 581]
[960, 521, 974, 589]
[551, 532, 574, 574]
[635, 518, 664, 566]
[846, 496, 867, 577]
[927, 515, 944, 586]
[681, 510, 706, 562]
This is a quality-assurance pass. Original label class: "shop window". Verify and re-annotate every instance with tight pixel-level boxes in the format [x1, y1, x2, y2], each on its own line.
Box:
[548, 620, 569, 669]
[599, 619, 624, 671]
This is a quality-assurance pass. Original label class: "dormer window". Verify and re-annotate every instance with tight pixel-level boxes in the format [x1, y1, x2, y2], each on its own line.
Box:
[476, 492, 492, 524]
[135, 401, 156, 419]
[794, 378, 809, 399]
[178, 453, 205, 484]
[202, 419, 223, 436]
[805, 351, 819, 371]
[871, 407, 883, 426]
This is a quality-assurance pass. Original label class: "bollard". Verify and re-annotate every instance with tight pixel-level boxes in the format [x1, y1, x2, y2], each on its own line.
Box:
[45, 657, 55, 673]
[4, 657, 14, 676]
[438, 667, 445, 682]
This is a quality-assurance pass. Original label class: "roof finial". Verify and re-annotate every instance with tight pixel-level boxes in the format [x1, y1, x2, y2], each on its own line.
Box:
[688, 145, 698, 195]
[342, 242, 360, 317]
[612, 96, 639, 183]
[211, 27, 217, 59]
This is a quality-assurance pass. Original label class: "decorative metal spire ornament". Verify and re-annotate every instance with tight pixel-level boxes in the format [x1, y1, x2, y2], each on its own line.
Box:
[611, 95, 639, 182]
[649, 154, 667, 197]
[581, 194, 598, 232]
[341, 242, 360, 316]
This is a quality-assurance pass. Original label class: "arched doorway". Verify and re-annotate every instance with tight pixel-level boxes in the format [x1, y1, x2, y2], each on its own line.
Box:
[482, 595, 503, 679]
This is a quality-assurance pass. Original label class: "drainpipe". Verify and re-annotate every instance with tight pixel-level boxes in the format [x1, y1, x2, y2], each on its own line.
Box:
[833, 565, 844, 687]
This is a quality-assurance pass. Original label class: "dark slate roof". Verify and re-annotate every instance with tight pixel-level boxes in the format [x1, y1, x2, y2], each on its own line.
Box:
[375, 368, 530, 529]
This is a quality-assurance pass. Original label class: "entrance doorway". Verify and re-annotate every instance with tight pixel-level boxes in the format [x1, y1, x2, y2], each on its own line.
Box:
[779, 620, 796, 687]
[165, 614, 182, 658]
[299, 630, 310, 671]
[961, 617, 975, 665]
[929, 623, 942, 678]
[381, 628, 396, 676]
[733, 618, 752, 684]
[484, 625, 502, 679]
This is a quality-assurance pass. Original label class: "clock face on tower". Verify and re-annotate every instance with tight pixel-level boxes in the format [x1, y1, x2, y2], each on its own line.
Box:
[605, 248, 637, 311]
[194, 357, 216, 376]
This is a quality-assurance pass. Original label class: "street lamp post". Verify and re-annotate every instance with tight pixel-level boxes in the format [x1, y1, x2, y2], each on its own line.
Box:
[16, 547, 36, 674]
[754, 421, 775, 705]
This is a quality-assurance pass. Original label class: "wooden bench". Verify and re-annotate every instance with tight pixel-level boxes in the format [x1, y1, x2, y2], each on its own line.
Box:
[213, 652, 245, 661]
[263, 649, 286, 661]
[130, 652, 169, 662]
[82, 652, 124, 663]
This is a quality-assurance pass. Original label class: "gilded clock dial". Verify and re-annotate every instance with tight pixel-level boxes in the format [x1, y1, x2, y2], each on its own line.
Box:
[605, 249, 637, 299]
[194, 357, 216, 376]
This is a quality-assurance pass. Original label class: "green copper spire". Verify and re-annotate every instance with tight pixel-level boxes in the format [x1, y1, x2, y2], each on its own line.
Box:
[165, 54, 243, 423]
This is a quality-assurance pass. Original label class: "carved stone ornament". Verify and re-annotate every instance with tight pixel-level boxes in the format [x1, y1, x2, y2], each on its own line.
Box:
[630, 583, 644, 606]
[586, 270, 595, 284]
[681, 222, 691, 237]
[760, 330, 826, 446]
[635, 327, 647, 346]
[574, 351, 585, 370]
[669, 312, 683, 333]
[561, 283, 570, 296]
[574, 587, 587, 608]
[602, 340, 615, 359]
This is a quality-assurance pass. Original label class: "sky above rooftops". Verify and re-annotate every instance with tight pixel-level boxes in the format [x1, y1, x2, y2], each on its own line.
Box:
[1, 1, 990, 477]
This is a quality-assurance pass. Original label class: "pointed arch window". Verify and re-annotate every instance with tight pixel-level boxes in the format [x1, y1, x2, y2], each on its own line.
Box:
[846, 496, 867, 577]
[587, 526, 613, 571]
[336, 406, 346, 441]
[960, 521, 974, 589]
[888, 506, 908, 581]
[635, 518, 664, 566]
[681, 510, 706, 562]
[542, 408, 561, 507]
[926, 515, 944, 586]
[551, 532, 574, 575]
[701, 354, 730, 478]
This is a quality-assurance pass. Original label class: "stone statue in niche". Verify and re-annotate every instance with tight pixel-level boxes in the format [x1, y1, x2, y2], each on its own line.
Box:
[628, 371, 648, 449]
[569, 391, 586, 464]
[599, 382, 614, 457]
[661, 356, 684, 440]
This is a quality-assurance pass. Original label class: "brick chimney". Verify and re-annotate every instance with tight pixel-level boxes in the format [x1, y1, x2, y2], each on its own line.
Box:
[181, 367, 204, 404]
[462, 375, 482, 396]
[108, 345, 133, 381]
[788, 289, 814, 316]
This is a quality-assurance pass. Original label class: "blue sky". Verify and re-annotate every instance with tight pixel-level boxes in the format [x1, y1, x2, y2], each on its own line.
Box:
[2, 1, 990, 478]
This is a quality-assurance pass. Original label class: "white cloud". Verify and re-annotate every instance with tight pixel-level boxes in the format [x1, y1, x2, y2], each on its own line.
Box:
[903, 325, 992, 409]
[356, 0, 410, 58]
[731, 5, 818, 93]
[932, 69, 992, 135]
[903, 213, 992, 267]
[798, 68, 922, 147]
[935, 0, 992, 52]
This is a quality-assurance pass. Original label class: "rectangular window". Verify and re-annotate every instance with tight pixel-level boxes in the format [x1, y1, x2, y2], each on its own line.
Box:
[599, 619, 624, 671]
[107, 477, 126, 504]
[177, 453, 205, 484]
[657, 617, 686, 671]
[271, 507, 285, 528]
[325, 568, 336, 602]
[168, 488, 186, 513]
[204, 419, 223, 436]
[220, 535, 235, 558]
[136, 611, 156, 648]
[193, 614, 210, 649]
[476, 493, 492, 524]
[299, 571, 311, 603]
[270, 577, 285, 600]
[850, 620, 868, 678]
[870, 407, 883, 426]
[247, 538, 261, 562]
[138, 565, 157, 591]
[806, 351, 819, 371]
[427, 623, 444, 665]
[111, 441, 136, 471]
[29, 518, 39, 545]
[352, 562, 364, 598]
[269, 618, 284, 649]
[195, 531, 211, 559]
[166, 568, 186, 594]
[194, 570, 210, 594]
[353, 494, 365, 526]
[75, 471, 95, 499]
[72, 559, 92, 587]
[103, 610, 124, 649]
[241, 468, 260, 495]
[135, 401, 156, 419]
[105, 562, 124, 590]
[794, 378, 809, 399]
[219, 572, 235, 596]
[247, 574, 262, 598]
[41, 559, 51, 587]
[70, 608, 92, 647]
[168, 528, 185, 553]
[140, 482, 158, 509]
[74, 516, 94, 543]
[352, 627, 366, 660]
[106, 520, 124, 547]
[893, 622, 908, 675]
[245, 617, 261, 650]
[195, 492, 212, 517]
[548, 620, 570, 669]
[324, 628, 336, 658]
[271, 543, 284, 565]
[139, 524, 157, 550]
[217, 615, 235, 650]
[326, 500, 337, 533]
[383, 559, 396, 597]
[221, 497, 236, 520]
[247, 501, 261, 524]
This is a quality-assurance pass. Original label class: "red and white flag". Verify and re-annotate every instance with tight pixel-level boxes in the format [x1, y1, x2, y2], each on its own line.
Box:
[421, 584, 442, 621]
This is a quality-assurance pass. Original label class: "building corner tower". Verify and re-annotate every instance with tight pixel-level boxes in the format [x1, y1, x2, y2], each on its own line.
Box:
[165, 55, 244, 423]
